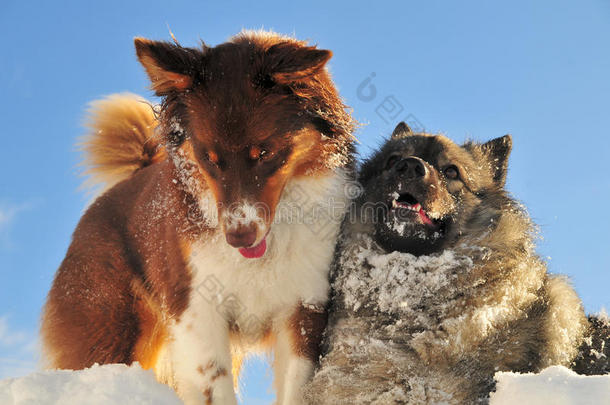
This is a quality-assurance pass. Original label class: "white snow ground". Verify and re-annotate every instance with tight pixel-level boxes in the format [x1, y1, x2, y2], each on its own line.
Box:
[0, 363, 608, 404]
[490, 366, 610, 405]
[0, 363, 182, 405]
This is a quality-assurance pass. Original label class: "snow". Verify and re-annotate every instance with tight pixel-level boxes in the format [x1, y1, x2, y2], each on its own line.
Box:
[0, 363, 182, 405]
[0, 362, 609, 404]
[490, 366, 610, 405]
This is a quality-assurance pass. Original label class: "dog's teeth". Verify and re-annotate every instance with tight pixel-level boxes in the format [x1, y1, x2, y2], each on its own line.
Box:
[392, 200, 398, 208]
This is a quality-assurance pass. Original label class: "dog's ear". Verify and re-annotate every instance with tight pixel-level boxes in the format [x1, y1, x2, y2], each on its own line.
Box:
[134, 38, 201, 95]
[265, 42, 332, 83]
[480, 134, 512, 186]
[391, 121, 413, 139]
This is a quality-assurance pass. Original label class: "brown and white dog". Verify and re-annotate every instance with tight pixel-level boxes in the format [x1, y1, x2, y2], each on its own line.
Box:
[41, 31, 355, 405]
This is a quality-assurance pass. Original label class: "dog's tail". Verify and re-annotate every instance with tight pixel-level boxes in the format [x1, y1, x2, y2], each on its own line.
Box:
[80, 93, 164, 191]
[572, 312, 610, 375]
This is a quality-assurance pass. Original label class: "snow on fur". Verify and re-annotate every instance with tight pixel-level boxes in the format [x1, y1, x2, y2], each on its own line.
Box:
[305, 229, 588, 404]
[339, 234, 473, 316]
[0, 363, 182, 405]
[0, 361, 609, 404]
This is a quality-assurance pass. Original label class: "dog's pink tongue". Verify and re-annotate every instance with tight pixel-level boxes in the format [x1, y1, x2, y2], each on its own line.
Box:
[238, 238, 267, 259]
[417, 206, 434, 226]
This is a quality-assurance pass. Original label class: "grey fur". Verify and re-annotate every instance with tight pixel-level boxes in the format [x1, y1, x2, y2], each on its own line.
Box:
[573, 314, 610, 375]
[304, 127, 588, 404]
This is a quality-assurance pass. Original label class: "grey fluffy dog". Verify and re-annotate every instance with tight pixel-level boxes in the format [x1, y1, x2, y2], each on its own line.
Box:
[304, 123, 608, 404]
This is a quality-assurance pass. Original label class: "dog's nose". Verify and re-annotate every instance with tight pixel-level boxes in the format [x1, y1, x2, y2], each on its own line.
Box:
[395, 157, 427, 179]
[225, 224, 258, 248]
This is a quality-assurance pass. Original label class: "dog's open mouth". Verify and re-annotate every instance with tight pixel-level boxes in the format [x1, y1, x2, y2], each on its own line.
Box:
[377, 191, 451, 254]
[390, 192, 437, 226]
[391, 193, 434, 226]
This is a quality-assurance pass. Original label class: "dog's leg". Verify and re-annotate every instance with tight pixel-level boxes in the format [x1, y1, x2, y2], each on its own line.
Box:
[169, 306, 237, 405]
[273, 304, 327, 405]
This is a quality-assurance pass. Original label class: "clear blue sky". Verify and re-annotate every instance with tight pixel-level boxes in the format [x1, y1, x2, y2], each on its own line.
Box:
[0, 0, 608, 403]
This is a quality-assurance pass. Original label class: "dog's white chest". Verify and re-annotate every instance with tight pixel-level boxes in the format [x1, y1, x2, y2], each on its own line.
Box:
[187, 170, 349, 337]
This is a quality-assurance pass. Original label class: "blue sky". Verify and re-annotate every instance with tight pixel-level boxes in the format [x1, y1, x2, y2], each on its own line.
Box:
[0, 0, 608, 403]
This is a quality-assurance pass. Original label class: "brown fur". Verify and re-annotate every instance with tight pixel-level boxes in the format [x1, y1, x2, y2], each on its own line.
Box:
[41, 158, 199, 369]
[80, 93, 164, 192]
[131, 279, 168, 370]
[132, 31, 354, 237]
[41, 31, 355, 401]
[289, 305, 329, 361]
[203, 388, 212, 405]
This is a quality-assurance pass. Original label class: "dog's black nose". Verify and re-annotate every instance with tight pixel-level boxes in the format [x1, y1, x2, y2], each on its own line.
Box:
[226, 224, 258, 248]
[395, 157, 427, 179]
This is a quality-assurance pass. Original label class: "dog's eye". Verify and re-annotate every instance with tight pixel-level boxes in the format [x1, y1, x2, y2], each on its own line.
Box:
[205, 150, 220, 167]
[385, 155, 401, 171]
[444, 165, 459, 180]
[167, 129, 185, 147]
[250, 145, 274, 162]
